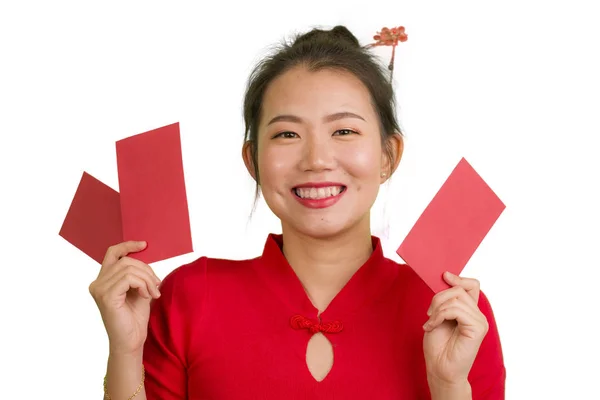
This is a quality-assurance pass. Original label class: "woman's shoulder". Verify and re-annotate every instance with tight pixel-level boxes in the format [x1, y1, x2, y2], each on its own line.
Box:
[164, 253, 258, 279]
[380, 255, 499, 314]
[380, 254, 431, 292]
[157, 254, 260, 296]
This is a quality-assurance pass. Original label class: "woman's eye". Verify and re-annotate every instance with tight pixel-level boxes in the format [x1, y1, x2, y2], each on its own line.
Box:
[274, 131, 299, 139]
[334, 129, 357, 136]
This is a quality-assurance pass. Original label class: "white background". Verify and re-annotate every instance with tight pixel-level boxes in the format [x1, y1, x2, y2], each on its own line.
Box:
[1, 1, 598, 398]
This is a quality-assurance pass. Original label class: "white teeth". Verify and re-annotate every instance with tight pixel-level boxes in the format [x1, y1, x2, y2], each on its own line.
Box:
[295, 186, 343, 199]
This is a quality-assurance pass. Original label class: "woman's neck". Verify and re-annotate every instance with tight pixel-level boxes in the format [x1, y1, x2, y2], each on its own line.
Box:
[281, 219, 374, 313]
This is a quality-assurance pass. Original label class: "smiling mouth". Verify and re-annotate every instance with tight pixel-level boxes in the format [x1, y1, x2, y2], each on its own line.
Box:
[293, 186, 346, 199]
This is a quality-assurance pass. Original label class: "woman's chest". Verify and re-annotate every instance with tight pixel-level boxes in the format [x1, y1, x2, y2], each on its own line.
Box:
[185, 303, 430, 399]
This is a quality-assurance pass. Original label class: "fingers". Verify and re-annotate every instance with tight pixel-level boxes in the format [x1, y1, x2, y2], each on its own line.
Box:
[109, 271, 155, 300]
[90, 256, 161, 303]
[108, 256, 161, 283]
[423, 296, 489, 337]
[102, 241, 147, 267]
[424, 273, 488, 335]
[427, 285, 478, 317]
[104, 260, 161, 299]
[442, 272, 481, 303]
[93, 265, 160, 303]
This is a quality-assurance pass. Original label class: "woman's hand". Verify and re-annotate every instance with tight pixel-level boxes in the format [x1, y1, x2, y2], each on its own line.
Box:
[89, 241, 162, 356]
[422, 272, 489, 394]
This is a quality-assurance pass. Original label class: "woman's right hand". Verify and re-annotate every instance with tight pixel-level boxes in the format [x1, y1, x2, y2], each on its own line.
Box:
[89, 241, 162, 356]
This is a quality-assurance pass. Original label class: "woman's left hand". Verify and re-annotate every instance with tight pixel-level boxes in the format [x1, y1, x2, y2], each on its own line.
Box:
[423, 271, 489, 389]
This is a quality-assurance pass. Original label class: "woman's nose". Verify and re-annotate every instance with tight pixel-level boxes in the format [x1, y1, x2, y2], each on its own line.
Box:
[300, 134, 336, 172]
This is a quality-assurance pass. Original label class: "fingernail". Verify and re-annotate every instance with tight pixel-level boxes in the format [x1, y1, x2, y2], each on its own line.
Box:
[427, 307, 432, 316]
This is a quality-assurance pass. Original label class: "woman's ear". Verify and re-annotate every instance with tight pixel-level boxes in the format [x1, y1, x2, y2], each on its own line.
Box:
[242, 140, 258, 181]
[381, 133, 404, 179]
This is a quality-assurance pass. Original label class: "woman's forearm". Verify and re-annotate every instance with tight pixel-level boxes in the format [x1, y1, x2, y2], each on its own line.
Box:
[104, 351, 147, 400]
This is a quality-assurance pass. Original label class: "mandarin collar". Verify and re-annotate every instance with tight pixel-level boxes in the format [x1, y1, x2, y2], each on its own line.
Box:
[255, 233, 399, 325]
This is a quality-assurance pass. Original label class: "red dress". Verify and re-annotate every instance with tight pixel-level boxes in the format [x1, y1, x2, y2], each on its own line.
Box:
[143, 234, 505, 399]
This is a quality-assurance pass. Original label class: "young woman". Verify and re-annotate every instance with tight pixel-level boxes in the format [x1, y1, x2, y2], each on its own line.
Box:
[90, 25, 505, 399]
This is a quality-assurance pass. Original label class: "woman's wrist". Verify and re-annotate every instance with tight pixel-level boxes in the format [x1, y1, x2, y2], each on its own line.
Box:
[427, 377, 472, 400]
[108, 345, 144, 359]
[105, 351, 146, 399]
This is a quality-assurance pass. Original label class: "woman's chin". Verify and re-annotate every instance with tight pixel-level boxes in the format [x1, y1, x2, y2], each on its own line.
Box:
[286, 217, 360, 240]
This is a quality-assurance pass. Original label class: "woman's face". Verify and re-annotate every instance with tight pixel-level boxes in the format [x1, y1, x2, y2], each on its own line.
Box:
[246, 66, 401, 239]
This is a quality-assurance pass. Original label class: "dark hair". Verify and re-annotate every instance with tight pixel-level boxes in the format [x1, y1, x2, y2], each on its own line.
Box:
[243, 25, 403, 203]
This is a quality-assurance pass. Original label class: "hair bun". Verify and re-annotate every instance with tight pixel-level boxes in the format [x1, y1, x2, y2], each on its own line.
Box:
[293, 25, 361, 49]
[329, 25, 360, 48]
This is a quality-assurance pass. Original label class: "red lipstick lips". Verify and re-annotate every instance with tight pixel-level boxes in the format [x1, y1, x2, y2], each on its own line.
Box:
[292, 182, 346, 209]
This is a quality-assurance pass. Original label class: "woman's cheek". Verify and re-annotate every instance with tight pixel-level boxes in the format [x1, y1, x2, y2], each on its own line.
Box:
[338, 144, 381, 178]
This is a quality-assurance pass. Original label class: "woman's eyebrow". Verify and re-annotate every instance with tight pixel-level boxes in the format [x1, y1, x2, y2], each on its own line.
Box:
[266, 111, 366, 126]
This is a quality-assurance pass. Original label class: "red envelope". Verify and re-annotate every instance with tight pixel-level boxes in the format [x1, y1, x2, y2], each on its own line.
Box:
[59, 172, 123, 264]
[116, 122, 193, 264]
[397, 158, 505, 293]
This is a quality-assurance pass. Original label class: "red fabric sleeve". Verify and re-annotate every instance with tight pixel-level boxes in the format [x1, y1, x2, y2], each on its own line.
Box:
[469, 291, 506, 399]
[143, 263, 195, 399]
